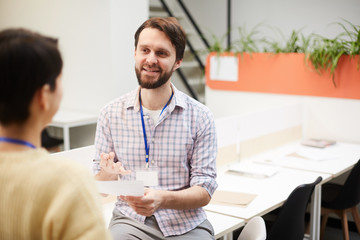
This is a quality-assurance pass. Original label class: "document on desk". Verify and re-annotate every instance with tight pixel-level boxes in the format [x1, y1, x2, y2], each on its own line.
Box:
[291, 147, 339, 161]
[227, 162, 279, 178]
[96, 180, 144, 196]
[210, 190, 257, 207]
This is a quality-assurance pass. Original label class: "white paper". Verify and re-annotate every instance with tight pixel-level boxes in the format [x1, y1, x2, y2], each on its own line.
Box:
[210, 56, 238, 82]
[96, 180, 144, 196]
[295, 148, 339, 161]
[227, 162, 279, 178]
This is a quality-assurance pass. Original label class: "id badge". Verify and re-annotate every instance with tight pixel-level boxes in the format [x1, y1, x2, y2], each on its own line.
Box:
[135, 167, 159, 187]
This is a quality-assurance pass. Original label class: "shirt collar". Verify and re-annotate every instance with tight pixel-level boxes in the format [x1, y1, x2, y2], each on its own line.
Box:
[126, 83, 187, 112]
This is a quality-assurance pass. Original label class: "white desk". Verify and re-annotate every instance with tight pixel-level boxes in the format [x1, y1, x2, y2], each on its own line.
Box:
[255, 141, 360, 177]
[52, 142, 360, 240]
[49, 110, 98, 150]
[52, 145, 95, 172]
[206, 211, 245, 240]
[252, 141, 360, 239]
[208, 141, 360, 240]
[205, 165, 330, 220]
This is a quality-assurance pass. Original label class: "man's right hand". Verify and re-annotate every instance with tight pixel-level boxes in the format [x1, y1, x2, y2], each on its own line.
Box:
[95, 152, 131, 180]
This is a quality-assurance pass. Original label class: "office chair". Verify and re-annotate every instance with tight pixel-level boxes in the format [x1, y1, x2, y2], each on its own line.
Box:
[238, 216, 266, 240]
[41, 129, 63, 152]
[320, 159, 360, 240]
[267, 176, 322, 240]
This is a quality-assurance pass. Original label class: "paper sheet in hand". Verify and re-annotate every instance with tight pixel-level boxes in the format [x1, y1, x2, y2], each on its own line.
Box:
[96, 180, 144, 196]
[210, 190, 257, 207]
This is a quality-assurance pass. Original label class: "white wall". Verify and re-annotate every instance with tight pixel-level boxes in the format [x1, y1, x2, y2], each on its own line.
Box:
[186, 0, 360, 48]
[1, 0, 359, 144]
[0, 0, 148, 115]
[185, 0, 360, 144]
[231, 0, 360, 40]
[0, 0, 149, 148]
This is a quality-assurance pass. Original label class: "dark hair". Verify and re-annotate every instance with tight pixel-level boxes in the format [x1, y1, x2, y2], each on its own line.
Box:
[134, 17, 186, 61]
[0, 28, 63, 125]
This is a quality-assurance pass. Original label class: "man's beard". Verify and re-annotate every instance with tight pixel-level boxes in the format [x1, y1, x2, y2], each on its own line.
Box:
[135, 64, 174, 89]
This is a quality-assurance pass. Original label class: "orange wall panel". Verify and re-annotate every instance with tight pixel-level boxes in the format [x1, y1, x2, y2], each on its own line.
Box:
[205, 52, 360, 99]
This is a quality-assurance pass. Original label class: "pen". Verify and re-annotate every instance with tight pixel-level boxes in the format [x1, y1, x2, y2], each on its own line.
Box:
[93, 159, 119, 163]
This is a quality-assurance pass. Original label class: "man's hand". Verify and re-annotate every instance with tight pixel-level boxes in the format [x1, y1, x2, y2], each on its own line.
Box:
[120, 188, 163, 216]
[95, 152, 131, 181]
[99, 152, 131, 175]
[119, 186, 210, 216]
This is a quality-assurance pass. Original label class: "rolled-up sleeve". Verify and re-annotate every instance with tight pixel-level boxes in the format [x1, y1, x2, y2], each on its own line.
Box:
[189, 108, 218, 196]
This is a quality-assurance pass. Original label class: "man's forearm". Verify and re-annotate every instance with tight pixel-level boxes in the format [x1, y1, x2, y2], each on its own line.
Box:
[160, 186, 211, 210]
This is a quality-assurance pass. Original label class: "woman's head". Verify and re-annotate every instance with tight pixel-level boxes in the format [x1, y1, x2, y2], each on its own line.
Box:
[0, 28, 63, 125]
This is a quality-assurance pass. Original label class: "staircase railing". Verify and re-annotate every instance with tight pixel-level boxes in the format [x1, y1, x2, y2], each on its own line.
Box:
[154, 0, 232, 101]
[159, 0, 210, 100]
[177, 0, 210, 50]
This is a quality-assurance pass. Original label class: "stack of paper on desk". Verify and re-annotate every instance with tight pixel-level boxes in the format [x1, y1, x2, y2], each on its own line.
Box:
[227, 162, 279, 178]
[292, 147, 339, 161]
[210, 190, 257, 207]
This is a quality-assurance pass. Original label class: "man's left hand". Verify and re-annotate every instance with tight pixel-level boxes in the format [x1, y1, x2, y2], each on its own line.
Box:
[119, 188, 163, 216]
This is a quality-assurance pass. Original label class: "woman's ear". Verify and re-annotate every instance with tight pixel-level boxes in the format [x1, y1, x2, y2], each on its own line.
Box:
[37, 84, 51, 111]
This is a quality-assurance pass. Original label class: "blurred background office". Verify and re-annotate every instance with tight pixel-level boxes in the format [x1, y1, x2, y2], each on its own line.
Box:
[1, 0, 359, 238]
[0, 0, 359, 146]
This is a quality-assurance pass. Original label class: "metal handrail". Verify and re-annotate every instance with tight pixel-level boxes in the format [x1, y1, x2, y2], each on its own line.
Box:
[154, 0, 232, 102]
[177, 0, 210, 49]
[176, 69, 198, 100]
[227, 0, 231, 50]
[159, 0, 205, 71]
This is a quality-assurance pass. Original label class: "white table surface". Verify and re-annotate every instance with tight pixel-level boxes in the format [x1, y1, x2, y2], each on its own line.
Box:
[254, 141, 360, 177]
[52, 145, 95, 172]
[208, 141, 360, 240]
[53, 141, 360, 240]
[50, 109, 98, 127]
[48, 110, 98, 150]
[204, 165, 331, 220]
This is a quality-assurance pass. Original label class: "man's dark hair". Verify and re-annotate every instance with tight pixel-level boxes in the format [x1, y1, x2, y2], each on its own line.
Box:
[134, 17, 186, 62]
[0, 28, 63, 125]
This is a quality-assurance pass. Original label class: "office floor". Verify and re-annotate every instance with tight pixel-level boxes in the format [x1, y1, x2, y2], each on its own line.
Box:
[322, 226, 360, 240]
[233, 221, 360, 240]
[231, 226, 360, 240]
[320, 217, 360, 240]
[232, 213, 360, 240]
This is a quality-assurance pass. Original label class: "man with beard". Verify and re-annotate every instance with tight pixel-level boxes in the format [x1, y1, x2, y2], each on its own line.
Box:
[93, 17, 217, 239]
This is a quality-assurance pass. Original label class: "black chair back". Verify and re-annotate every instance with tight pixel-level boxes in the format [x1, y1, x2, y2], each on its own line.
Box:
[325, 159, 360, 209]
[267, 176, 322, 240]
[41, 129, 63, 148]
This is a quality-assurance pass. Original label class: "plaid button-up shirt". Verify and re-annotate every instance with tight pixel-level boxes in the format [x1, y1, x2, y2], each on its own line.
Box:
[93, 84, 218, 237]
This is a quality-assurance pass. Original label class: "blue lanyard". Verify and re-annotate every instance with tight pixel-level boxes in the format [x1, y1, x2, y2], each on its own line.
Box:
[139, 90, 173, 168]
[0, 137, 36, 149]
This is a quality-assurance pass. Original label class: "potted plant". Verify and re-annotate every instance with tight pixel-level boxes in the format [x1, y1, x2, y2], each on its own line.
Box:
[308, 20, 360, 87]
[205, 20, 360, 99]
